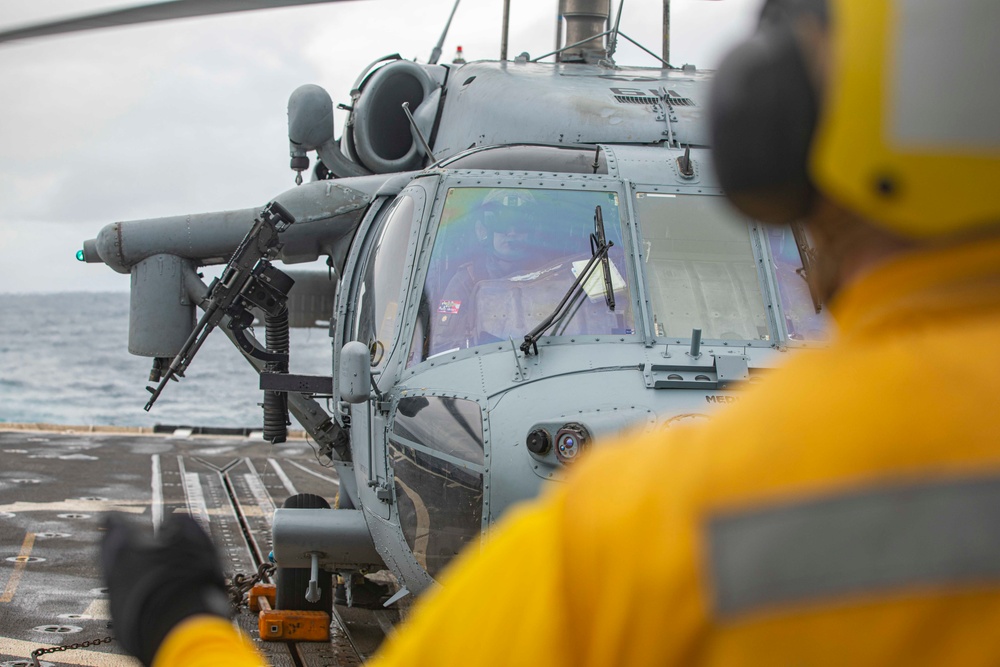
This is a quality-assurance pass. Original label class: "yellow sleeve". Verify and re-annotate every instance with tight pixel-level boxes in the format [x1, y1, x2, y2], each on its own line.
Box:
[367, 491, 577, 667]
[153, 616, 267, 667]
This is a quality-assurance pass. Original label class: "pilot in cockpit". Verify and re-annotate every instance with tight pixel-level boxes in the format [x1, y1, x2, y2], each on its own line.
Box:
[434, 189, 543, 351]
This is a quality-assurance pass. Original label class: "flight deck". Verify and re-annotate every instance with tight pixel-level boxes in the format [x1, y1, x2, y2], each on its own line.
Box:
[0, 426, 398, 667]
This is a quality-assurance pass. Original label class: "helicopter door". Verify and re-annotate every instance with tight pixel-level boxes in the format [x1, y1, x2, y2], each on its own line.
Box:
[349, 191, 424, 518]
[388, 395, 485, 580]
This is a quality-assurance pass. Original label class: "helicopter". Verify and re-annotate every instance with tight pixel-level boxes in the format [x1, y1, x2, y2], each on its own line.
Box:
[0, 0, 828, 619]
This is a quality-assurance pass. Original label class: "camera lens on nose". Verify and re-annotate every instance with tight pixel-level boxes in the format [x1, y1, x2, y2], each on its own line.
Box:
[554, 423, 589, 464]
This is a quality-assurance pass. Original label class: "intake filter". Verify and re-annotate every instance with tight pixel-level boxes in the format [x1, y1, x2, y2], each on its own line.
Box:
[351, 60, 441, 173]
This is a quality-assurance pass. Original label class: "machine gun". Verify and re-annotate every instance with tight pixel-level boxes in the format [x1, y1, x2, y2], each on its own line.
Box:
[144, 201, 297, 411]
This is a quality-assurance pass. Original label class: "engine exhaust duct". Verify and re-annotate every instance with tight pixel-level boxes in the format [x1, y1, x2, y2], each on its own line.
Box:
[558, 0, 610, 63]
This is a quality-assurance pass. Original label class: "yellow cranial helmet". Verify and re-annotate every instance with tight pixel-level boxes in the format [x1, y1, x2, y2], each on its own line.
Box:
[711, 0, 1000, 238]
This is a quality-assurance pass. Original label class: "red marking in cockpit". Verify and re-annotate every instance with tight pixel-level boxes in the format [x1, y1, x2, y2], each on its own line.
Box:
[438, 300, 462, 314]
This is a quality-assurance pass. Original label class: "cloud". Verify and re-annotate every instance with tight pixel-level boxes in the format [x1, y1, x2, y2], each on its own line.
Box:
[0, 0, 762, 294]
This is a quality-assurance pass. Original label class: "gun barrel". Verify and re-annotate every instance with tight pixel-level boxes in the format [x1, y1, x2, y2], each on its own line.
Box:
[143, 305, 219, 410]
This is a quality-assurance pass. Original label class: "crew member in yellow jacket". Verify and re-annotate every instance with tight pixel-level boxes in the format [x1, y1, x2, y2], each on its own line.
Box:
[101, 0, 1000, 664]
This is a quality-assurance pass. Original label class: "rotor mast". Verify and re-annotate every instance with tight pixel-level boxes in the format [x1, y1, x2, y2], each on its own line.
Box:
[557, 0, 611, 64]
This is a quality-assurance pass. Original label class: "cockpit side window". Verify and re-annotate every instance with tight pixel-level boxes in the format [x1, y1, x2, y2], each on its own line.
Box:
[765, 226, 830, 342]
[353, 195, 417, 369]
[408, 186, 635, 365]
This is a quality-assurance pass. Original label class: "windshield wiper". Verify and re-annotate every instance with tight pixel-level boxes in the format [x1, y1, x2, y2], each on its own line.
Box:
[594, 205, 615, 311]
[520, 205, 614, 356]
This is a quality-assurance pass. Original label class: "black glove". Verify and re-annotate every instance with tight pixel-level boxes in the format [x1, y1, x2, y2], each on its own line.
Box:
[100, 513, 232, 666]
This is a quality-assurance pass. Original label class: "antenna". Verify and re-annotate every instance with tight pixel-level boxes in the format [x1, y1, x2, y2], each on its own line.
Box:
[606, 0, 625, 62]
[555, 7, 563, 62]
[501, 0, 511, 61]
[662, 0, 670, 66]
[401, 102, 438, 163]
[429, 0, 462, 65]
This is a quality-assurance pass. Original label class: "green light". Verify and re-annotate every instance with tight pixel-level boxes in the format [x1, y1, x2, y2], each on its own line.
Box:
[76, 249, 85, 262]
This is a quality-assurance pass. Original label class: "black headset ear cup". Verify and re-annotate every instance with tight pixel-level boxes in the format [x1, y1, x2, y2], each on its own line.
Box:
[709, 10, 820, 224]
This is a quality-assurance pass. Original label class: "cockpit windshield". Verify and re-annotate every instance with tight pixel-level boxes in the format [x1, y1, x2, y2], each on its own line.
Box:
[409, 187, 635, 364]
[633, 192, 771, 341]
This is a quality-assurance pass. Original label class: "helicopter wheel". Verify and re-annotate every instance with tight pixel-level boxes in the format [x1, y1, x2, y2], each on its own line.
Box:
[275, 493, 334, 612]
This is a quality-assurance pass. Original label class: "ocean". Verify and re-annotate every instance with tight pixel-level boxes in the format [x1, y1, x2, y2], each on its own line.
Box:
[0, 292, 333, 429]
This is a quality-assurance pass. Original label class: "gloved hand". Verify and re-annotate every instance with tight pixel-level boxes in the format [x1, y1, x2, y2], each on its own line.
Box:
[101, 513, 232, 667]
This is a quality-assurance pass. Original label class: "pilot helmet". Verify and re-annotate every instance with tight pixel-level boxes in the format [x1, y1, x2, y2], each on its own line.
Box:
[480, 189, 538, 236]
[710, 0, 1000, 238]
[480, 188, 535, 260]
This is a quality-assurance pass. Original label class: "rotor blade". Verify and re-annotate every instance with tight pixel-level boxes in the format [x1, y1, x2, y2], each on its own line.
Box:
[0, 0, 364, 45]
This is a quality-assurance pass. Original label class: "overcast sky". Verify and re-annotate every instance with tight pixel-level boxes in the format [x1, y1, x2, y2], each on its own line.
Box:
[0, 0, 761, 294]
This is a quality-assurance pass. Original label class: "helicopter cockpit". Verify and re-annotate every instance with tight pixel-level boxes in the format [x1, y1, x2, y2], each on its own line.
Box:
[348, 154, 827, 379]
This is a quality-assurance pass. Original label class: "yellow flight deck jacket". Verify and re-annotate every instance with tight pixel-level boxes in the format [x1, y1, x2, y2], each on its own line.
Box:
[155, 236, 1000, 666]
